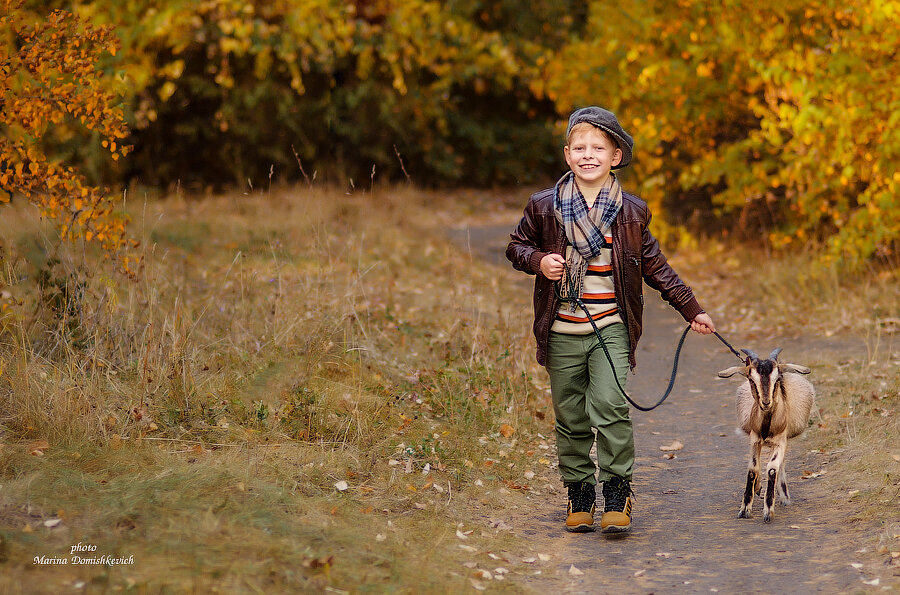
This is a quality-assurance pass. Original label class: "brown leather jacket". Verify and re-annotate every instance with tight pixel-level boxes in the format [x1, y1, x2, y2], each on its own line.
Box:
[506, 186, 704, 369]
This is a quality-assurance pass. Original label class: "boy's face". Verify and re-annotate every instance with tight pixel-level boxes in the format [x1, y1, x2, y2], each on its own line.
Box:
[564, 127, 623, 187]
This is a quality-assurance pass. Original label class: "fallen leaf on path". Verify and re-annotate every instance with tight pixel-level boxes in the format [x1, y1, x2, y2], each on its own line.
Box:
[862, 578, 880, 586]
[656, 552, 671, 558]
[659, 441, 683, 452]
[456, 529, 473, 539]
[521, 557, 536, 564]
[850, 563, 863, 570]
[499, 424, 516, 438]
[524, 470, 535, 480]
[790, 525, 802, 529]
[891, 454, 900, 462]
[634, 569, 646, 577]
[463, 561, 478, 569]
[473, 570, 493, 580]
[538, 553, 551, 562]
[334, 480, 349, 492]
[43, 518, 62, 528]
[469, 579, 486, 591]
[663, 453, 677, 460]
[568, 565, 583, 576]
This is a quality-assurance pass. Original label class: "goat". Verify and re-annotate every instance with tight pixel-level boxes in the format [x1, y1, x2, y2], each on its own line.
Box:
[718, 348, 815, 522]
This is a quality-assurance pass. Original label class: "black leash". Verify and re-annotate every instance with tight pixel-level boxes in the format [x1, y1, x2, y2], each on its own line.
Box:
[554, 264, 744, 412]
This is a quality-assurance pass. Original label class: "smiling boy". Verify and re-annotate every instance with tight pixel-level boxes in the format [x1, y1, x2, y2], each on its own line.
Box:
[506, 106, 716, 533]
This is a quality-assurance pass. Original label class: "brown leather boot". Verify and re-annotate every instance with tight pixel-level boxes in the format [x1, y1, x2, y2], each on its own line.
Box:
[565, 482, 596, 532]
[600, 476, 633, 533]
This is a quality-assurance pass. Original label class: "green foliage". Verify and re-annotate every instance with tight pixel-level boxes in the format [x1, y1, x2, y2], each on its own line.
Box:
[67, 0, 557, 187]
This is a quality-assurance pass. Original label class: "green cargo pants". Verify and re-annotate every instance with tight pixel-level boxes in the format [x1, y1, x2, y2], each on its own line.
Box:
[546, 323, 633, 485]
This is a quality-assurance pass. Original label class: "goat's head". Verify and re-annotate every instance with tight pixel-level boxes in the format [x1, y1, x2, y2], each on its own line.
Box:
[717, 348, 811, 411]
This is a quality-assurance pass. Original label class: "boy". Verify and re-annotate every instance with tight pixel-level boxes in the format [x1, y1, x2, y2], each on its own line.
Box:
[506, 106, 716, 533]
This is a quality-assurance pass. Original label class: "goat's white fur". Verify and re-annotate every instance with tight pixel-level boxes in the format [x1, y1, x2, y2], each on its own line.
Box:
[718, 349, 815, 523]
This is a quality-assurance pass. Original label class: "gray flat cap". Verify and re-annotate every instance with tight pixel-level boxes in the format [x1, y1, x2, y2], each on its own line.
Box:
[566, 106, 634, 169]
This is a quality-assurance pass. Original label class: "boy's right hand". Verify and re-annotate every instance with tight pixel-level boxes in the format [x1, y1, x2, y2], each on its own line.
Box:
[540, 253, 566, 281]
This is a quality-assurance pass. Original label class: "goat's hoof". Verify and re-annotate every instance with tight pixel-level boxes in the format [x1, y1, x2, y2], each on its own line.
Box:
[738, 509, 751, 519]
[763, 511, 772, 523]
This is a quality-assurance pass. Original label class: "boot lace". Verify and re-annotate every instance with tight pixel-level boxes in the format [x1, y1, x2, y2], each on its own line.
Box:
[567, 482, 595, 513]
[603, 477, 633, 512]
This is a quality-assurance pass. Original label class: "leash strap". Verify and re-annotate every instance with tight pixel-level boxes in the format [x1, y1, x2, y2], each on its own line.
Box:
[554, 264, 742, 412]
[713, 331, 744, 360]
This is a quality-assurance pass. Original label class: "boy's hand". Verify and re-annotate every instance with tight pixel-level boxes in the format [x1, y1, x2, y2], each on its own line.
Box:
[540, 253, 566, 281]
[690, 312, 716, 335]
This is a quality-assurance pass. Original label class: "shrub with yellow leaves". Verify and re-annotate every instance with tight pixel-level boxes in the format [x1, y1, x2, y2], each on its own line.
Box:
[0, 1, 136, 273]
[536, 0, 900, 265]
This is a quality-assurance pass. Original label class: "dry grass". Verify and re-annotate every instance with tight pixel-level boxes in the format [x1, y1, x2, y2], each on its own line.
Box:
[1, 185, 898, 591]
[0, 186, 553, 592]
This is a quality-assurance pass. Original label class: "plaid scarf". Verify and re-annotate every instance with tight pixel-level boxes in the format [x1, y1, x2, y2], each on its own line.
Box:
[553, 171, 622, 311]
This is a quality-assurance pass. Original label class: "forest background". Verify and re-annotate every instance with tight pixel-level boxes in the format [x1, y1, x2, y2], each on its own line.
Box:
[3, 0, 900, 265]
[1, 0, 899, 592]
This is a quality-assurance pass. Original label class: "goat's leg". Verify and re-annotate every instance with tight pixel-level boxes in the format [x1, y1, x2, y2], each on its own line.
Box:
[739, 437, 763, 519]
[777, 456, 791, 505]
[763, 435, 788, 522]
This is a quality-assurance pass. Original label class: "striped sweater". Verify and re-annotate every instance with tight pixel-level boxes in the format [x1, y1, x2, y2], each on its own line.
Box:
[551, 234, 623, 334]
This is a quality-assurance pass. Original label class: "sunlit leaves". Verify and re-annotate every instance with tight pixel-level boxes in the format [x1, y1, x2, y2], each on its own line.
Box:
[537, 0, 900, 265]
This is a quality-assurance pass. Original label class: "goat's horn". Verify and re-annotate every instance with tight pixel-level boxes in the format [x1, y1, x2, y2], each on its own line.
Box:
[741, 348, 759, 361]
[768, 347, 783, 361]
[779, 363, 811, 375]
[718, 365, 750, 378]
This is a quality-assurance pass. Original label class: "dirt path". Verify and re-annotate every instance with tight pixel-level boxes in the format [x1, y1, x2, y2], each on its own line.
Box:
[450, 223, 887, 594]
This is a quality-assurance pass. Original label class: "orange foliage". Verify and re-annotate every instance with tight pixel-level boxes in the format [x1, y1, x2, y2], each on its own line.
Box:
[0, 1, 136, 272]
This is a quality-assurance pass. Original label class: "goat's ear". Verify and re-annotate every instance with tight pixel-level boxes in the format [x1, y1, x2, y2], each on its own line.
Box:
[768, 347, 783, 361]
[718, 365, 750, 378]
[779, 363, 811, 375]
